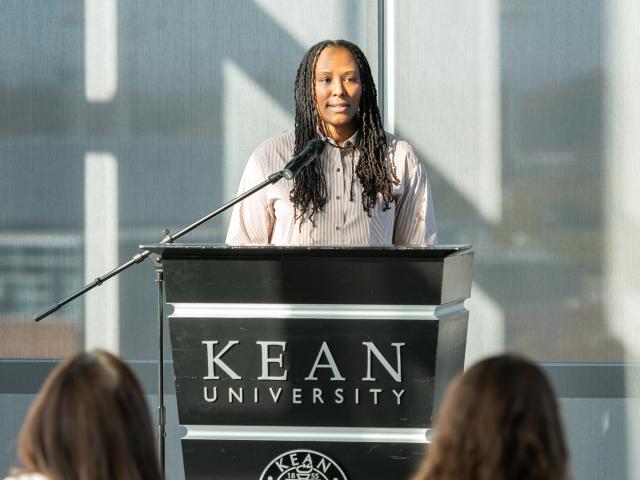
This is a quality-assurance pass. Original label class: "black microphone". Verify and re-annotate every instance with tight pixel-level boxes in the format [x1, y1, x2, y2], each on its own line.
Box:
[282, 138, 325, 180]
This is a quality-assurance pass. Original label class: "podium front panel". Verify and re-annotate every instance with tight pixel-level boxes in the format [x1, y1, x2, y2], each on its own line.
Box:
[170, 311, 467, 428]
[144, 245, 473, 480]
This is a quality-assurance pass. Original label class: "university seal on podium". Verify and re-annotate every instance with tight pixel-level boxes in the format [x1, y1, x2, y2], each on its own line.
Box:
[259, 449, 348, 480]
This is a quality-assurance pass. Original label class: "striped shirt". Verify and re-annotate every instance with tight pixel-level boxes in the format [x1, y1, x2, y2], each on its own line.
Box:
[226, 129, 437, 246]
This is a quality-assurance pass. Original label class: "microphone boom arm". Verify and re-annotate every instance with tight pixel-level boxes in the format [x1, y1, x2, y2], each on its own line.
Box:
[34, 137, 324, 322]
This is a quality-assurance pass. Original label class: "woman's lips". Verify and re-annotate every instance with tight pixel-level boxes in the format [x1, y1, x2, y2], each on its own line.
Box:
[328, 104, 349, 112]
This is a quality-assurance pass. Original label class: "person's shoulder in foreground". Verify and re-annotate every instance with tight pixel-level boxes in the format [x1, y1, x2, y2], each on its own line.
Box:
[4, 473, 48, 480]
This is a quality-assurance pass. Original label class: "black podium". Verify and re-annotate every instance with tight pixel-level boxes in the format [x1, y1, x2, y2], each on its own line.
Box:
[145, 245, 473, 480]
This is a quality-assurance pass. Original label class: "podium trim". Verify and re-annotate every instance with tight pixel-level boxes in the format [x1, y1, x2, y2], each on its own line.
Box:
[170, 302, 465, 320]
[183, 425, 431, 443]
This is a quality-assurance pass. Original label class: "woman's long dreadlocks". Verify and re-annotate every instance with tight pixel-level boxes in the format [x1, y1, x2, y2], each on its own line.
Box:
[291, 39, 398, 223]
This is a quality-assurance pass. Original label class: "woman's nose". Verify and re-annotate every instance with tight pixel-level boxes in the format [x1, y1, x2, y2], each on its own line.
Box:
[332, 79, 345, 95]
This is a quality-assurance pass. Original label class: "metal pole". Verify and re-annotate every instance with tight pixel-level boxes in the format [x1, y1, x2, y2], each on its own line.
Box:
[155, 258, 166, 477]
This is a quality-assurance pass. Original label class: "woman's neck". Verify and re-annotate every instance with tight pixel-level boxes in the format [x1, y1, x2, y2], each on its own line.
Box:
[323, 121, 358, 147]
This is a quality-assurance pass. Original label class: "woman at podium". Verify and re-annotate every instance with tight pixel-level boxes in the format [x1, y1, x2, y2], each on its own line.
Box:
[227, 39, 436, 246]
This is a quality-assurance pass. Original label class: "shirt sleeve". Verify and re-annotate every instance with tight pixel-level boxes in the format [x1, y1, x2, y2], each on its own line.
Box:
[393, 145, 437, 245]
[225, 148, 275, 245]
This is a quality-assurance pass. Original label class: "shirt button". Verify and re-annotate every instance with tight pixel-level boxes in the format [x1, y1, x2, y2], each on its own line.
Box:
[336, 195, 341, 200]
[335, 226, 341, 231]
[337, 168, 341, 172]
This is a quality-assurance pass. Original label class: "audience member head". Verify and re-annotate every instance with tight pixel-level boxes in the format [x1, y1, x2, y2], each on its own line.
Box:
[415, 354, 569, 480]
[14, 349, 161, 480]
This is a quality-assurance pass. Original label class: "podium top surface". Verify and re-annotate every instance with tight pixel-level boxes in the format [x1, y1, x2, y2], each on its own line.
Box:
[141, 244, 473, 305]
[142, 244, 471, 259]
[143, 244, 473, 306]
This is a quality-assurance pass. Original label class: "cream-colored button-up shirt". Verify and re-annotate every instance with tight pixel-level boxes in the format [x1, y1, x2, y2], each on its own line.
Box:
[226, 130, 437, 246]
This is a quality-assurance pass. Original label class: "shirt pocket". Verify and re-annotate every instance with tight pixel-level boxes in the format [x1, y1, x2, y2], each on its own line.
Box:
[368, 194, 396, 245]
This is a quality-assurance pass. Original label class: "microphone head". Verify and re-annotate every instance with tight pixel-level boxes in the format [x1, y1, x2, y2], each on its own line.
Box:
[282, 138, 325, 180]
[308, 138, 325, 153]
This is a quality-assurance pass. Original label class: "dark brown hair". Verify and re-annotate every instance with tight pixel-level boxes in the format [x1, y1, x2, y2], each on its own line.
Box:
[415, 354, 569, 480]
[15, 350, 161, 480]
[291, 39, 397, 223]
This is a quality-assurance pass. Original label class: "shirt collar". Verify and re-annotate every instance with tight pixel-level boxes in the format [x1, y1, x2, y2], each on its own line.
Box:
[316, 127, 359, 149]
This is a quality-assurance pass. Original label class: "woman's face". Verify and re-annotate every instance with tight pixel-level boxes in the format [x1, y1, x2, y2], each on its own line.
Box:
[314, 46, 362, 141]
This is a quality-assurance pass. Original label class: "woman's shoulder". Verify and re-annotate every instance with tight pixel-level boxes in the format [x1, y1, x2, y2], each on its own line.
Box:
[245, 130, 295, 172]
[383, 132, 421, 167]
[253, 129, 296, 156]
